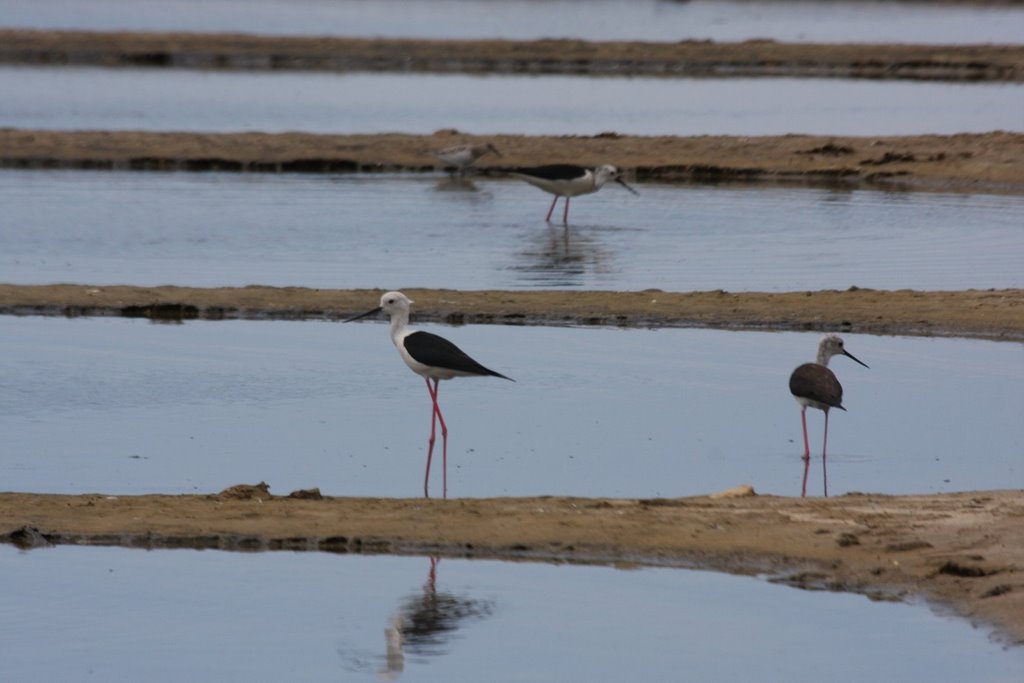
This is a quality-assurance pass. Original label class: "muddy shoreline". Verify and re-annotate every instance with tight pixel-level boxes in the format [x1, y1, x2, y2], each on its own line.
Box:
[4, 130, 1023, 193]
[3, 29, 1022, 81]
[2, 285, 1023, 340]
[3, 488, 1022, 645]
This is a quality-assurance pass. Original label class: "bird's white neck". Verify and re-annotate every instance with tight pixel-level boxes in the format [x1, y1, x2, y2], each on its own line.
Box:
[388, 309, 411, 346]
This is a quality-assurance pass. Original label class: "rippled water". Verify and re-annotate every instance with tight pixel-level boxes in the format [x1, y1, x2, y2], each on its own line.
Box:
[2, 0, 1022, 44]
[2, 316, 1021, 499]
[3, 170, 1021, 292]
[2, 67, 1022, 136]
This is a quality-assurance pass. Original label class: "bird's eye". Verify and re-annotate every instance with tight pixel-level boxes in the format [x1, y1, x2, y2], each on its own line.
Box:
[386, 298, 394, 304]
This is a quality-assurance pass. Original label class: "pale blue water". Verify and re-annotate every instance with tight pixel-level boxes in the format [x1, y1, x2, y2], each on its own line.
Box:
[3, 170, 1022, 292]
[1, 0, 1022, 44]
[3, 67, 1021, 136]
[1, 316, 1020, 499]
[0, 547, 1020, 682]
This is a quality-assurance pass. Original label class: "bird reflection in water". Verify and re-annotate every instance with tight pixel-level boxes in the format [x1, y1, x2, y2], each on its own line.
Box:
[800, 455, 829, 499]
[434, 176, 479, 193]
[511, 223, 615, 287]
[377, 557, 494, 680]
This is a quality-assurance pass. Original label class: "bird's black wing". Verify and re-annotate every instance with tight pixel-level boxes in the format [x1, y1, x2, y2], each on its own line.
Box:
[404, 331, 513, 380]
[511, 164, 587, 181]
[789, 363, 844, 409]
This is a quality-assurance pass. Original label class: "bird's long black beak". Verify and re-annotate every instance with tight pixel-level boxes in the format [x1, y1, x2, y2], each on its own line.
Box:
[343, 306, 382, 323]
[844, 349, 869, 369]
[615, 176, 639, 195]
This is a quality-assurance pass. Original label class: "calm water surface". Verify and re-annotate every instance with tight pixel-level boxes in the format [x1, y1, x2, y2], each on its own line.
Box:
[1, 547, 1020, 682]
[2, 0, 1022, 44]
[2, 170, 1021, 292]
[2, 67, 1021, 136]
[1, 317, 1020, 499]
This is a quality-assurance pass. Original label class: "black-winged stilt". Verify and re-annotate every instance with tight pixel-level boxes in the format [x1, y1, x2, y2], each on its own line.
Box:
[789, 334, 868, 496]
[431, 143, 502, 175]
[509, 164, 638, 224]
[345, 291, 513, 499]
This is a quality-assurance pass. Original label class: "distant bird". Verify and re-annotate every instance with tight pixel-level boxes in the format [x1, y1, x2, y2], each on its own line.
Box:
[789, 334, 869, 494]
[508, 164, 638, 224]
[345, 291, 513, 499]
[431, 143, 502, 175]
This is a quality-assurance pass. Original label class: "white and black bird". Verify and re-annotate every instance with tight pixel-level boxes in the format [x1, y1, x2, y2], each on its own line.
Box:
[789, 335, 869, 492]
[431, 143, 502, 175]
[345, 291, 513, 499]
[508, 164, 638, 224]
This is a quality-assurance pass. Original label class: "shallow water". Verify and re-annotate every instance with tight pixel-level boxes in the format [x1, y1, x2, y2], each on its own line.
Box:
[2, 0, 1022, 44]
[1, 546, 1020, 682]
[1, 316, 1020, 499]
[2, 67, 1022, 137]
[3, 169, 1021, 292]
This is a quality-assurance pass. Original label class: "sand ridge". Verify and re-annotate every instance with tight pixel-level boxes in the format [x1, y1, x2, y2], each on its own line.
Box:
[3, 130, 1023, 193]
[3, 29, 1022, 81]
[3, 488, 1023, 645]
[2, 285, 1022, 340]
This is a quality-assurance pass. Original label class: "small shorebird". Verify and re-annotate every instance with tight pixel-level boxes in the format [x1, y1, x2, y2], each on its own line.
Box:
[508, 164, 638, 224]
[789, 334, 869, 495]
[345, 291, 513, 499]
[431, 143, 502, 174]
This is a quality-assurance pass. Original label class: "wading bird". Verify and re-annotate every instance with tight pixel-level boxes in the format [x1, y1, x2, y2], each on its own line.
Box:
[346, 292, 513, 498]
[789, 334, 869, 496]
[509, 164, 638, 224]
[431, 143, 502, 175]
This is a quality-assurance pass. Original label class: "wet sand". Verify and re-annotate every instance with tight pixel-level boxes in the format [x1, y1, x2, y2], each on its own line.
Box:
[3, 29, 1022, 81]
[4, 130, 1023, 193]
[3, 487, 1023, 645]
[1, 285, 1022, 340]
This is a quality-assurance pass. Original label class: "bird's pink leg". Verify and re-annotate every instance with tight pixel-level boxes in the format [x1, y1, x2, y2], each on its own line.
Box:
[562, 196, 571, 224]
[436, 383, 449, 499]
[423, 378, 437, 498]
[800, 406, 810, 460]
[545, 195, 558, 222]
[801, 456, 810, 497]
[424, 378, 449, 499]
[822, 410, 830, 497]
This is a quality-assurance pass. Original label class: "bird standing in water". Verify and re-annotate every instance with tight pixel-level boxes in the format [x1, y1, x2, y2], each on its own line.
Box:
[345, 292, 513, 499]
[509, 164, 638, 224]
[431, 143, 502, 175]
[789, 334, 869, 495]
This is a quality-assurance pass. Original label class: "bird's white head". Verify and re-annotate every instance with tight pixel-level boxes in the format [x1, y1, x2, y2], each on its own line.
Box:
[593, 165, 620, 186]
[379, 291, 413, 317]
[817, 334, 869, 368]
[593, 165, 639, 195]
[343, 290, 413, 324]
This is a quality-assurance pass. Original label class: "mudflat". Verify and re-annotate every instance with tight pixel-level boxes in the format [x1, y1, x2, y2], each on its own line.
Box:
[3, 488, 1023, 645]
[2, 29, 1022, 81]
[1, 285, 1022, 340]
[3, 130, 1023, 193]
